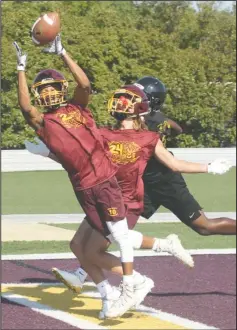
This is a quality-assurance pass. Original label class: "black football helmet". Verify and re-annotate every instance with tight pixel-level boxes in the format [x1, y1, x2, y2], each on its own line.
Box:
[31, 69, 68, 108]
[108, 84, 149, 120]
[134, 76, 167, 112]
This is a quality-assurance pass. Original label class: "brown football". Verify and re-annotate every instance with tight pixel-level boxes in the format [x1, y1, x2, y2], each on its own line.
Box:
[31, 12, 60, 46]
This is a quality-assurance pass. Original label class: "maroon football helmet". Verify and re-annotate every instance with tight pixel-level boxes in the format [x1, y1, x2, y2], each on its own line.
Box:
[108, 84, 150, 118]
[31, 69, 68, 108]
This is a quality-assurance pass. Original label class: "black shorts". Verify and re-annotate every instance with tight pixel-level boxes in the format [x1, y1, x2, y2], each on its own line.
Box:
[142, 172, 202, 226]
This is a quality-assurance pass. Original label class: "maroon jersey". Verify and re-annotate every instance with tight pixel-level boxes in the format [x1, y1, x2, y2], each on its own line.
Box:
[100, 128, 159, 212]
[37, 103, 117, 190]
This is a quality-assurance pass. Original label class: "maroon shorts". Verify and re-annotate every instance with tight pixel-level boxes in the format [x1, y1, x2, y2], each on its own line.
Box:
[126, 211, 141, 230]
[124, 200, 143, 230]
[75, 176, 126, 236]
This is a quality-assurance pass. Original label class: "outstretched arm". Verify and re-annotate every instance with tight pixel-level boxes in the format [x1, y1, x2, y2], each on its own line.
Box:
[24, 138, 60, 163]
[43, 35, 91, 107]
[13, 42, 43, 130]
[154, 139, 231, 174]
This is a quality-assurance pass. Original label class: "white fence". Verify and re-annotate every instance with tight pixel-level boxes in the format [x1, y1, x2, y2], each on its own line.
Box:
[2, 148, 236, 172]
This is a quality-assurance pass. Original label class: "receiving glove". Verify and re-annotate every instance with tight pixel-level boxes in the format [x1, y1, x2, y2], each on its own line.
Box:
[13, 41, 28, 71]
[42, 34, 66, 56]
[207, 158, 232, 175]
[24, 137, 50, 157]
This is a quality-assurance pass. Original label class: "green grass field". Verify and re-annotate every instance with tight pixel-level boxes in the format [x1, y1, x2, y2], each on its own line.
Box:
[2, 168, 236, 214]
[2, 223, 236, 255]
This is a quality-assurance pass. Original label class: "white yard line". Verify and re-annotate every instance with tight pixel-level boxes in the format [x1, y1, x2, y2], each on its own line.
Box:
[2, 248, 236, 261]
[2, 292, 107, 330]
[2, 212, 236, 224]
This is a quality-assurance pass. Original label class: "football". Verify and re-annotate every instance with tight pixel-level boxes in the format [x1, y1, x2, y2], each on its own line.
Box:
[31, 12, 60, 46]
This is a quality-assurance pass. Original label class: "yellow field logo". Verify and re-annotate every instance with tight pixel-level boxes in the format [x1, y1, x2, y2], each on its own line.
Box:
[57, 111, 86, 128]
[107, 207, 118, 216]
[108, 141, 140, 164]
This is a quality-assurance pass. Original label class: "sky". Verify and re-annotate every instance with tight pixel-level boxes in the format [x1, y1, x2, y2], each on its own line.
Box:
[192, 1, 234, 11]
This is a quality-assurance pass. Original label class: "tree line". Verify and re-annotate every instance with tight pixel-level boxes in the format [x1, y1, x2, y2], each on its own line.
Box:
[1, 1, 236, 148]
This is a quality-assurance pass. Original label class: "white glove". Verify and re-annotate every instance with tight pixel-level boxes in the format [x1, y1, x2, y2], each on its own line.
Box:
[42, 34, 66, 56]
[13, 41, 27, 71]
[207, 158, 232, 175]
[24, 137, 50, 157]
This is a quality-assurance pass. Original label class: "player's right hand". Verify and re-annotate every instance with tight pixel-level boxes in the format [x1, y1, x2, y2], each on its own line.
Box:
[42, 34, 66, 56]
[207, 158, 232, 175]
[13, 41, 27, 71]
[24, 137, 50, 157]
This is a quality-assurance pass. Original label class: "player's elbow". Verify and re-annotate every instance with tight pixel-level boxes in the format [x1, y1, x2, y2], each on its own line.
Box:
[169, 164, 180, 172]
[79, 80, 91, 91]
[167, 160, 181, 172]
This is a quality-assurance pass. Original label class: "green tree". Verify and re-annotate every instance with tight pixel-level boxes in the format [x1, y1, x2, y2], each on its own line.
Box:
[1, 1, 236, 148]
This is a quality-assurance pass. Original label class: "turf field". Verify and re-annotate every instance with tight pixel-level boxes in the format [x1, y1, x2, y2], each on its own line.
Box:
[2, 169, 236, 329]
[2, 168, 236, 214]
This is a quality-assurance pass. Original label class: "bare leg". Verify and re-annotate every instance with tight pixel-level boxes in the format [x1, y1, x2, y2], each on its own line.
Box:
[84, 229, 123, 275]
[70, 219, 107, 284]
[84, 229, 173, 274]
[191, 211, 236, 235]
[79, 228, 192, 276]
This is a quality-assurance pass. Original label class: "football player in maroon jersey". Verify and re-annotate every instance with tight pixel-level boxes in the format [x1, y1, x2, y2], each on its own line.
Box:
[13, 36, 155, 318]
[24, 84, 232, 319]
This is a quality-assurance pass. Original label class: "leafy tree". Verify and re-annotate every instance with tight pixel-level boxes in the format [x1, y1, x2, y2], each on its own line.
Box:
[1, 1, 236, 148]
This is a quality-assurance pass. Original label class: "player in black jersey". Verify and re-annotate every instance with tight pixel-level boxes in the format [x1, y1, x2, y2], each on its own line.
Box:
[135, 76, 236, 235]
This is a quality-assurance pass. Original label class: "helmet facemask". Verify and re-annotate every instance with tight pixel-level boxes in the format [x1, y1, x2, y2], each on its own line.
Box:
[147, 94, 163, 112]
[31, 79, 68, 108]
[108, 88, 148, 119]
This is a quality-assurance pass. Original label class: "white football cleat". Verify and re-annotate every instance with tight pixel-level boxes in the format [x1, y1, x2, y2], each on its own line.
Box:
[51, 268, 83, 293]
[104, 283, 136, 318]
[133, 276, 154, 308]
[163, 234, 194, 268]
[99, 286, 121, 320]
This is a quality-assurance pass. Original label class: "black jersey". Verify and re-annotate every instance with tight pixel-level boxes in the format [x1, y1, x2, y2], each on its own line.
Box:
[143, 111, 173, 183]
[144, 111, 171, 145]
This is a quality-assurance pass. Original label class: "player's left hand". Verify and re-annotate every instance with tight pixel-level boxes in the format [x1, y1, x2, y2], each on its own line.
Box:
[207, 158, 232, 175]
[13, 41, 28, 71]
[42, 34, 66, 56]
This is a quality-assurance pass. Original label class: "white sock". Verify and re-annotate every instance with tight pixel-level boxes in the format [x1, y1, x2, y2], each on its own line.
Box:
[152, 238, 170, 252]
[123, 274, 134, 286]
[133, 270, 144, 285]
[75, 267, 88, 283]
[96, 280, 113, 298]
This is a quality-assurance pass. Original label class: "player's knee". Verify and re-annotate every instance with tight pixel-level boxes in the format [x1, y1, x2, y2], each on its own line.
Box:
[69, 238, 77, 253]
[107, 219, 129, 243]
[107, 219, 133, 262]
[70, 237, 84, 257]
[194, 227, 211, 236]
[128, 230, 143, 249]
[191, 220, 213, 236]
